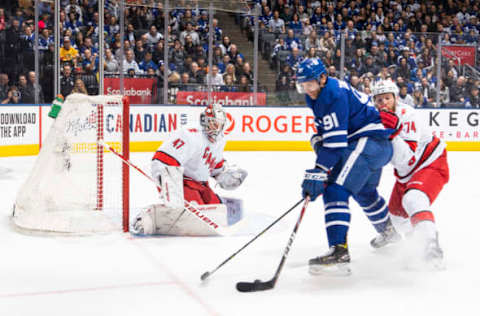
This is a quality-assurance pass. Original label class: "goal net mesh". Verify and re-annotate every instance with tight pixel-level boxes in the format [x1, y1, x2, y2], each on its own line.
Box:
[13, 94, 129, 234]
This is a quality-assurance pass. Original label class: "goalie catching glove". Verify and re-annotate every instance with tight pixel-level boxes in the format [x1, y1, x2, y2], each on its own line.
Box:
[215, 165, 248, 190]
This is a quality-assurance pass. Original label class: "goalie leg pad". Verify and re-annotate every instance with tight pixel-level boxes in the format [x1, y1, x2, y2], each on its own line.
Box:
[132, 206, 157, 235]
[190, 204, 229, 227]
[157, 203, 228, 236]
[151, 162, 184, 209]
[134, 200, 242, 236]
[133, 204, 187, 235]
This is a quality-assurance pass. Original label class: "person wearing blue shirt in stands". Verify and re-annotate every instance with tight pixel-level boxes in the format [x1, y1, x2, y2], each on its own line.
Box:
[139, 51, 158, 73]
[296, 58, 400, 276]
[287, 13, 303, 31]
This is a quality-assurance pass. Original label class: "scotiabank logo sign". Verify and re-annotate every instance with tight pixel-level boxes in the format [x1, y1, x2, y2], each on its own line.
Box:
[176, 91, 266, 106]
[442, 45, 476, 66]
[104, 78, 156, 104]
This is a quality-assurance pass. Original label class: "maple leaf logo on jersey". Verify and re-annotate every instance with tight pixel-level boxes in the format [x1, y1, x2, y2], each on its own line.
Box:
[224, 112, 235, 135]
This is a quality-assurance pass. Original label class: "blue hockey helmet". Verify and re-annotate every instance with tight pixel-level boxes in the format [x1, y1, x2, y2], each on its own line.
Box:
[296, 58, 327, 93]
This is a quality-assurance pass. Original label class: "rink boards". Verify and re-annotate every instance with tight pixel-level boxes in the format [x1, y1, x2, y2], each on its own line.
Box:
[1, 104, 479, 156]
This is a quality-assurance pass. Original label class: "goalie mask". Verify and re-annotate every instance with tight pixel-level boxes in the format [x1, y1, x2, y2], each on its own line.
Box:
[200, 104, 226, 142]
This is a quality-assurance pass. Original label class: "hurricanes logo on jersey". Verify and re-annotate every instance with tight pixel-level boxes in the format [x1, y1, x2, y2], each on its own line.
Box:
[203, 147, 218, 170]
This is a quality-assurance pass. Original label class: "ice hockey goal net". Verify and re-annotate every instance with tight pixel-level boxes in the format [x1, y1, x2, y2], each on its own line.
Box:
[13, 94, 130, 234]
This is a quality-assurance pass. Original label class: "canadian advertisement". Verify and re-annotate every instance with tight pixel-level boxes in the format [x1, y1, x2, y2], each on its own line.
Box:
[1, 105, 479, 156]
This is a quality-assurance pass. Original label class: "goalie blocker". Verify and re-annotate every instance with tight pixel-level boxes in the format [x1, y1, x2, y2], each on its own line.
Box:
[132, 104, 248, 236]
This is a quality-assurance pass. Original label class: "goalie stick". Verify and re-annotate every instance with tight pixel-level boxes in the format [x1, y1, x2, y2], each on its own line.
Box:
[236, 196, 310, 292]
[200, 198, 304, 281]
[99, 140, 242, 236]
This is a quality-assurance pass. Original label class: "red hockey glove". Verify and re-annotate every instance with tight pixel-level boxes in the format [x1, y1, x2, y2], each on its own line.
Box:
[379, 110, 403, 139]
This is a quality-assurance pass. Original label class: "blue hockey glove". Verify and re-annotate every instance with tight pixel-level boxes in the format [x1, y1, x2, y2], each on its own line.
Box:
[301, 168, 328, 201]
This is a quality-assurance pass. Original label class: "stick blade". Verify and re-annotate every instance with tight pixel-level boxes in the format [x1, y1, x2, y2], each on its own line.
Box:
[236, 279, 274, 292]
[200, 272, 210, 281]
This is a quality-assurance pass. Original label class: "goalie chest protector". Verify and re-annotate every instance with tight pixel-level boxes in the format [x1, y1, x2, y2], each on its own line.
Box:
[156, 127, 226, 182]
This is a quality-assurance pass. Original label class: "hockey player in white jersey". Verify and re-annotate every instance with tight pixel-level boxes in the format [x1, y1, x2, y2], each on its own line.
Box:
[132, 104, 247, 235]
[372, 80, 449, 268]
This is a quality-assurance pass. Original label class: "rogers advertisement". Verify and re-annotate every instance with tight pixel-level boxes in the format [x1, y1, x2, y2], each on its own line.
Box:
[104, 77, 156, 104]
[176, 91, 267, 106]
[441, 45, 476, 66]
[222, 107, 316, 139]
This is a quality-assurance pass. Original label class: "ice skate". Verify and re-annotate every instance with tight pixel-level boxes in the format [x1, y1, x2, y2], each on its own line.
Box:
[370, 218, 401, 249]
[309, 244, 351, 276]
[424, 233, 445, 270]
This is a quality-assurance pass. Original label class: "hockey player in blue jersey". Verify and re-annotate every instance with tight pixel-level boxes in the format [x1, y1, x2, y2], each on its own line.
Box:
[296, 58, 400, 275]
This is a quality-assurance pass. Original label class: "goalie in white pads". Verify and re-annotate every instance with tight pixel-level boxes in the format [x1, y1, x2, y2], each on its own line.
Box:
[372, 80, 449, 268]
[132, 104, 248, 236]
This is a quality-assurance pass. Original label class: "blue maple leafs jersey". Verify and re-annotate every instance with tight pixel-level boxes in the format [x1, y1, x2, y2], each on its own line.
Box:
[305, 77, 391, 170]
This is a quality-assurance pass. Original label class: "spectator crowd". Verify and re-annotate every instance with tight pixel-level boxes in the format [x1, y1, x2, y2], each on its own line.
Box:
[0, 0, 261, 104]
[242, 0, 480, 107]
[0, 0, 479, 107]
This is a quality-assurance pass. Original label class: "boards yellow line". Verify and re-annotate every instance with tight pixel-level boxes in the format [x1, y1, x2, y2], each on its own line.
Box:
[1, 141, 479, 157]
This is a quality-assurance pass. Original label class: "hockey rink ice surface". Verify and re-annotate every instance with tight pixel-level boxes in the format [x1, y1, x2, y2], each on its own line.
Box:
[1, 151, 479, 316]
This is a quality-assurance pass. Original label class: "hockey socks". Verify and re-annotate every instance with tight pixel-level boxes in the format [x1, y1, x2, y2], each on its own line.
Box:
[323, 184, 351, 247]
[361, 196, 390, 233]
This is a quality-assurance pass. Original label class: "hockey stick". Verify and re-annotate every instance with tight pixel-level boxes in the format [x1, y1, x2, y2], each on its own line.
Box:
[99, 140, 238, 236]
[98, 140, 154, 186]
[236, 196, 310, 292]
[200, 198, 304, 282]
[165, 208, 187, 234]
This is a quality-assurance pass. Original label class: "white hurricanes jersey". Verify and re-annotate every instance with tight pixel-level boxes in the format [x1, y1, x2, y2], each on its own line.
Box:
[152, 126, 226, 182]
[390, 102, 446, 183]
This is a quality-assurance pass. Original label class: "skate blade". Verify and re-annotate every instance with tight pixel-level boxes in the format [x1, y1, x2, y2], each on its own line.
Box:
[309, 263, 352, 276]
[426, 258, 446, 271]
[371, 235, 402, 249]
[371, 239, 401, 249]
[129, 231, 150, 237]
[404, 257, 446, 271]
